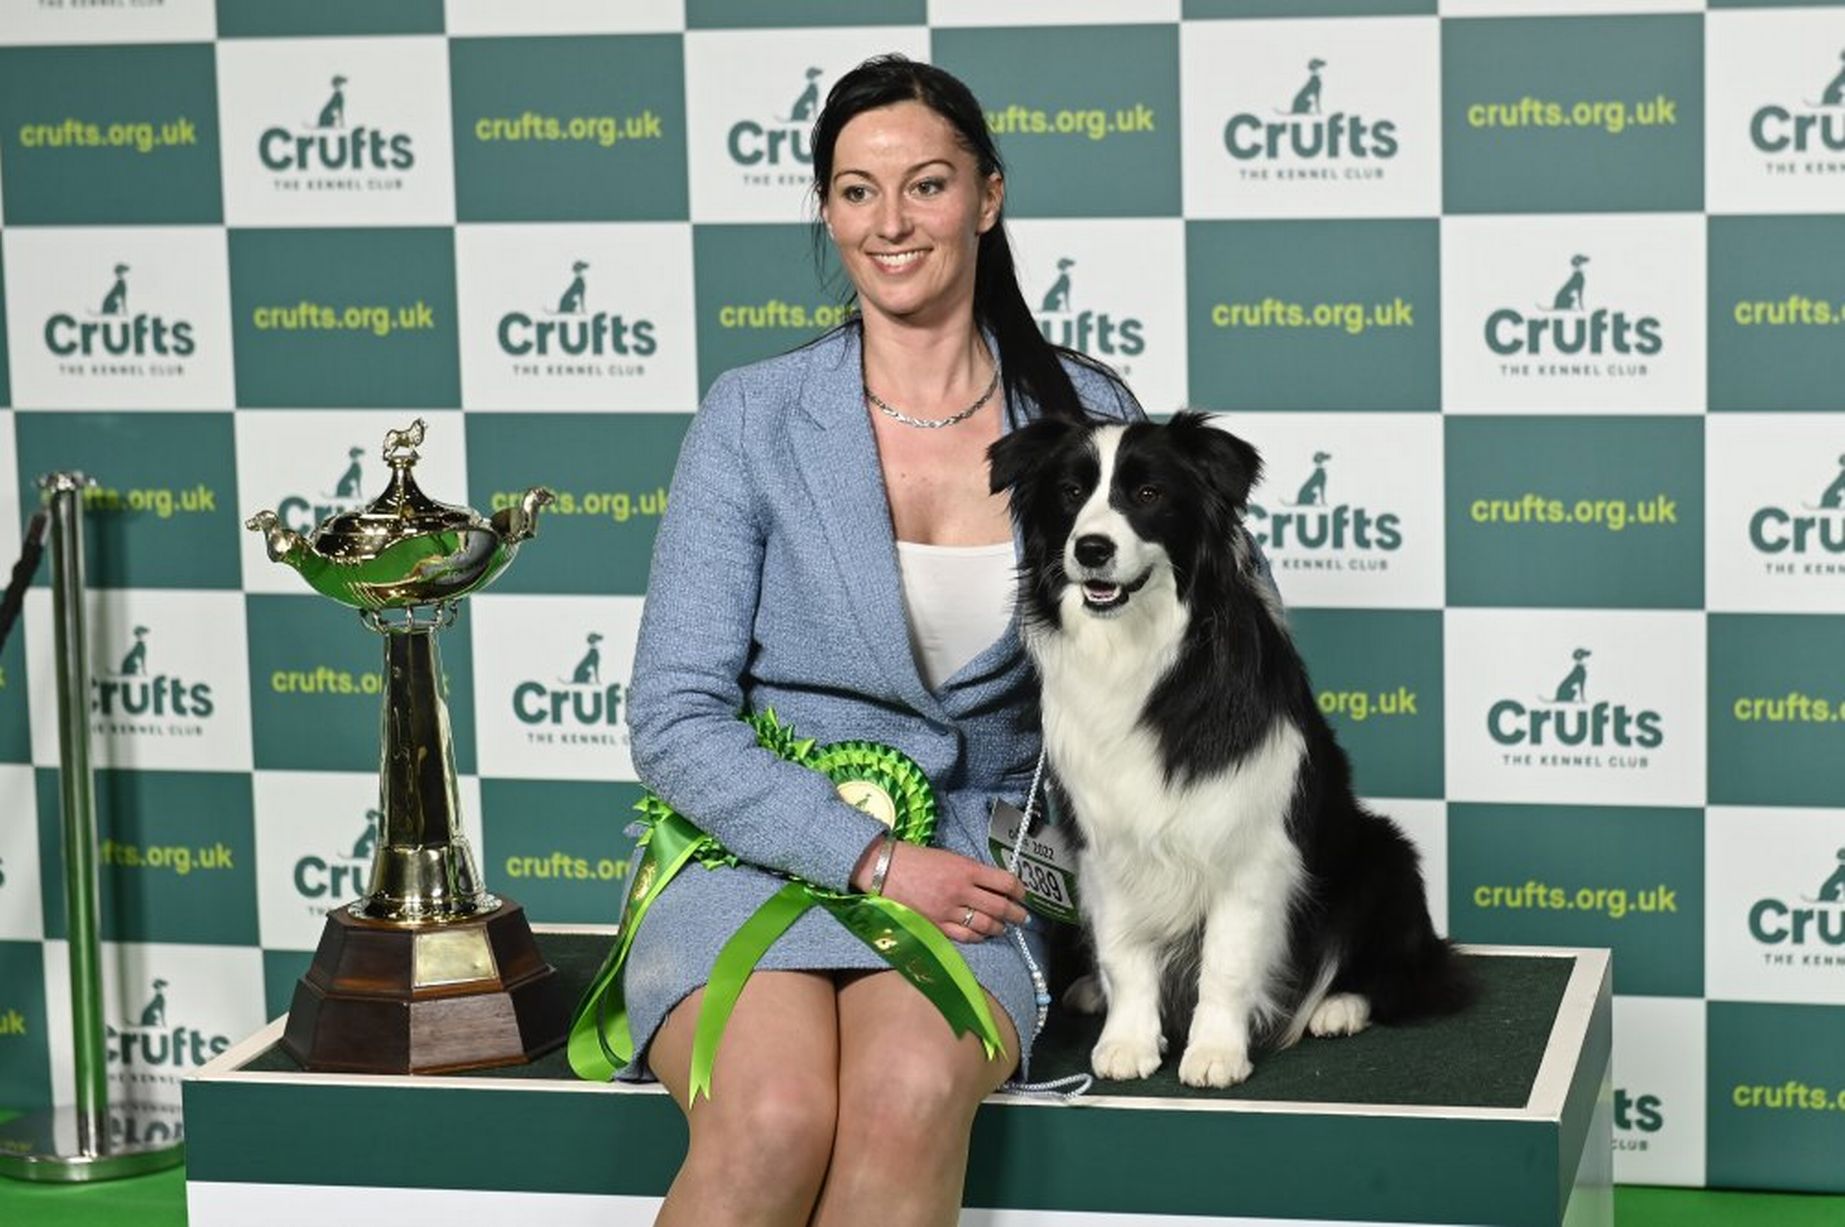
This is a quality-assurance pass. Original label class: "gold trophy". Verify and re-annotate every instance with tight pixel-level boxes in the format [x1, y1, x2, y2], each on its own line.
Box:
[246, 419, 567, 1073]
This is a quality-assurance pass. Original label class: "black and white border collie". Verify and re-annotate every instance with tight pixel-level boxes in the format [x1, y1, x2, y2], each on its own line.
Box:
[989, 412, 1471, 1088]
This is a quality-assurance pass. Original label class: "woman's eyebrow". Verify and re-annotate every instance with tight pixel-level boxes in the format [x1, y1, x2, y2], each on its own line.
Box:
[832, 158, 955, 184]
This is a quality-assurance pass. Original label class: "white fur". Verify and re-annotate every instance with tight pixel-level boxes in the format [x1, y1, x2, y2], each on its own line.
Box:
[1026, 426, 1312, 1088]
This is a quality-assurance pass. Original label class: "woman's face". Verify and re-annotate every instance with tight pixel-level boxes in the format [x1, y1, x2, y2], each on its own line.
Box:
[821, 100, 1002, 331]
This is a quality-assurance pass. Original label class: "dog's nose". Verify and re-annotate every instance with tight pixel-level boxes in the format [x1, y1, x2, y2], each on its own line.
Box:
[1073, 535, 1115, 568]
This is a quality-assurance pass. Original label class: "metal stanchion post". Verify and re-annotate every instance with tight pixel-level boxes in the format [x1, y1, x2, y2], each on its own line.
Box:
[0, 473, 185, 1182]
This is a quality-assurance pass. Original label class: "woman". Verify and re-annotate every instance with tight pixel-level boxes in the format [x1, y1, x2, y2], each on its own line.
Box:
[622, 56, 1148, 1225]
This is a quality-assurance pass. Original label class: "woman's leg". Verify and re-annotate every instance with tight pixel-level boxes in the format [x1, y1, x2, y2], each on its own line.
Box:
[650, 970, 841, 1227]
[811, 971, 1020, 1227]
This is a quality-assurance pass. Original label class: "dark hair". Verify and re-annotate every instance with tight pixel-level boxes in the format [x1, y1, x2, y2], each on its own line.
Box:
[808, 54, 1121, 424]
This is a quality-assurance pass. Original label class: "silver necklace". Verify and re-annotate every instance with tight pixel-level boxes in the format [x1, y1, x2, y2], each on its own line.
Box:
[864, 363, 1001, 430]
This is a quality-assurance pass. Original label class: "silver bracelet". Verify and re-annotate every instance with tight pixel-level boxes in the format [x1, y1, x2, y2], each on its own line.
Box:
[868, 830, 898, 896]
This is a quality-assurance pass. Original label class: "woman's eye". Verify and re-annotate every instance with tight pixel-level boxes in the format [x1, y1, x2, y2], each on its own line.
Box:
[913, 178, 944, 196]
[1136, 485, 1162, 505]
[841, 185, 868, 203]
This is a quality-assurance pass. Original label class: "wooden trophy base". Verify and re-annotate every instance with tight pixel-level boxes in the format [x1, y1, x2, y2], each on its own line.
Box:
[281, 898, 570, 1075]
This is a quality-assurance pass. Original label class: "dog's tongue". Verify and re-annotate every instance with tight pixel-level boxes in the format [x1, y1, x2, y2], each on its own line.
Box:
[1084, 581, 1122, 601]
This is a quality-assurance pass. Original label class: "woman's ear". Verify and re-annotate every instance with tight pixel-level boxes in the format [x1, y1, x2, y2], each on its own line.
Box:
[977, 172, 1004, 235]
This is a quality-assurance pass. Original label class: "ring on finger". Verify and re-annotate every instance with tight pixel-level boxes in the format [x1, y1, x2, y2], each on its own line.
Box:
[962, 905, 976, 929]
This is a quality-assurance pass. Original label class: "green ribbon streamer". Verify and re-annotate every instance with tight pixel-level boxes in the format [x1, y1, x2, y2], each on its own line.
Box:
[567, 710, 1005, 1098]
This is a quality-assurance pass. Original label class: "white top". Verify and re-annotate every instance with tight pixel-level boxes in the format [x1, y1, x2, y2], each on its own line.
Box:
[894, 540, 1017, 691]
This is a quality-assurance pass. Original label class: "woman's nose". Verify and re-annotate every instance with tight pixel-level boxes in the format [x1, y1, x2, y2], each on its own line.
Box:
[876, 192, 910, 239]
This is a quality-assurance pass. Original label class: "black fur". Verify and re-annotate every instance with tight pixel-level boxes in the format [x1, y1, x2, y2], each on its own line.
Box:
[990, 412, 1474, 1040]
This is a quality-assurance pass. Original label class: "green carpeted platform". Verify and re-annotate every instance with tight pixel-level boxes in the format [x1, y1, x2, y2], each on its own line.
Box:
[243, 932, 1573, 1108]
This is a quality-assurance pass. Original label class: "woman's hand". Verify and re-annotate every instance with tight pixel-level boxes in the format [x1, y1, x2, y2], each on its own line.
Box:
[852, 839, 1029, 942]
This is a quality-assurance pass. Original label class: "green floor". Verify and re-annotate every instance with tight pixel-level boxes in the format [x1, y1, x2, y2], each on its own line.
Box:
[0, 1122, 1840, 1227]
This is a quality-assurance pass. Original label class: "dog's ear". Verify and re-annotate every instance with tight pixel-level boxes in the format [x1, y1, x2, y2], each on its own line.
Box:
[1171, 411, 1263, 510]
[987, 419, 1080, 496]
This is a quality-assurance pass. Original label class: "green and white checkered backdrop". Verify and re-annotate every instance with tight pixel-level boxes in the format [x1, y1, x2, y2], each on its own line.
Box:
[1, 0, 1843, 1195]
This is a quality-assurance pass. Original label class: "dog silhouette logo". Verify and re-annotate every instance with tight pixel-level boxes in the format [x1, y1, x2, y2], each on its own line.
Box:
[1293, 451, 1332, 506]
[1550, 254, 1590, 312]
[1551, 648, 1591, 703]
[99, 263, 130, 316]
[568, 633, 603, 685]
[333, 447, 365, 499]
[119, 626, 150, 677]
[788, 67, 824, 122]
[138, 978, 169, 1029]
[1819, 50, 1845, 107]
[556, 260, 590, 315]
[351, 809, 380, 860]
[1815, 849, 1845, 903]
[1040, 258, 1075, 314]
[1817, 454, 1845, 509]
[315, 75, 348, 129]
[1288, 58, 1327, 116]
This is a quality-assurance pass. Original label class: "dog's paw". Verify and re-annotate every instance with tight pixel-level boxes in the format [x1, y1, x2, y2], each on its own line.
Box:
[1177, 1040, 1253, 1089]
[1307, 993, 1371, 1038]
[1091, 1034, 1162, 1081]
[1063, 973, 1106, 1016]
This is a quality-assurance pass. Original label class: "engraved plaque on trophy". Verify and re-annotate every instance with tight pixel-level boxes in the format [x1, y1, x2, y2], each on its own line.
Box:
[246, 419, 568, 1073]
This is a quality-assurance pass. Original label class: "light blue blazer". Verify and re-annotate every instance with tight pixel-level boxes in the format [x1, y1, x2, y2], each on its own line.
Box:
[617, 322, 1143, 1078]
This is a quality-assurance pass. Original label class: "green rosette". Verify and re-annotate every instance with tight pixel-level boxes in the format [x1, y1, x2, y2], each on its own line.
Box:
[567, 711, 1004, 1098]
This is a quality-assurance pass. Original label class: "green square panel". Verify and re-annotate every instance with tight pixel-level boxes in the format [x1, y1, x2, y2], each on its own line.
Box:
[450, 35, 689, 223]
[0, 44, 223, 225]
[228, 228, 459, 408]
[246, 593, 476, 776]
[1708, 614, 1845, 808]
[1708, 1001, 1845, 1192]
[692, 223, 849, 397]
[35, 767, 258, 948]
[1449, 802, 1703, 997]
[464, 414, 688, 597]
[1444, 416, 1703, 609]
[14, 412, 242, 591]
[0, 626, 27, 764]
[216, 0, 445, 36]
[0, 941, 52, 1112]
[1187, 219, 1439, 411]
[1441, 15, 1703, 214]
[687, 0, 924, 27]
[1708, 216, 1845, 413]
[480, 779, 647, 924]
[934, 24, 1181, 219]
[1289, 608, 1444, 799]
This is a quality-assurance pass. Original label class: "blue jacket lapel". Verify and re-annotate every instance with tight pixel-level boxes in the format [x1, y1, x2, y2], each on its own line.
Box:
[790, 327, 948, 720]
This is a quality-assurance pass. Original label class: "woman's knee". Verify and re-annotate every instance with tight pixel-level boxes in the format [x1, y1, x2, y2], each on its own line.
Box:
[687, 1064, 839, 1184]
[836, 1042, 991, 1148]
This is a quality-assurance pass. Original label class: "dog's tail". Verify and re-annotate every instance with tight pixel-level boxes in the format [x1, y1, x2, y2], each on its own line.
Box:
[1275, 955, 1341, 1051]
[1375, 934, 1477, 1024]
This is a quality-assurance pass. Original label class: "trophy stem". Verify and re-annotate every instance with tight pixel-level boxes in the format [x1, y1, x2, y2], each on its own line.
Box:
[356, 605, 496, 923]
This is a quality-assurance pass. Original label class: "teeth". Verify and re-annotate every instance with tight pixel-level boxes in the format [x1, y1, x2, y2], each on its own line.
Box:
[871, 251, 924, 268]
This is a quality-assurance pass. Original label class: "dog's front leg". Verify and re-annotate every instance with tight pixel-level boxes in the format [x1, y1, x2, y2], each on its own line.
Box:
[1088, 893, 1165, 1080]
[1180, 880, 1290, 1088]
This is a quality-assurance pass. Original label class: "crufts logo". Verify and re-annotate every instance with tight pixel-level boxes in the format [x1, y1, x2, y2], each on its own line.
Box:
[1484, 254, 1662, 360]
[1748, 453, 1845, 559]
[258, 73, 415, 174]
[513, 632, 625, 743]
[1487, 647, 1664, 759]
[293, 809, 377, 910]
[497, 259, 657, 363]
[1247, 448, 1401, 566]
[106, 978, 231, 1072]
[1748, 847, 1845, 953]
[1613, 1088, 1664, 1150]
[92, 625, 215, 722]
[727, 66, 821, 174]
[1748, 49, 1845, 154]
[43, 262, 196, 362]
[1033, 257, 1144, 361]
[1223, 56, 1398, 165]
[275, 444, 370, 536]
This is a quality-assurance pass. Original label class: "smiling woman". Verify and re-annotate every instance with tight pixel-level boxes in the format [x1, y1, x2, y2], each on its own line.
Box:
[577, 53, 1153, 1227]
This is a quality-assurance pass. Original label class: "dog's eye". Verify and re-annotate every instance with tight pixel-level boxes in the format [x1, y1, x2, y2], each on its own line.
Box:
[1058, 481, 1085, 504]
[1135, 484, 1163, 505]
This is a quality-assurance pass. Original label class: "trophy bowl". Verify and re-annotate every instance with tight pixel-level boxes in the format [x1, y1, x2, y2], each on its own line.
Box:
[244, 418, 569, 1074]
